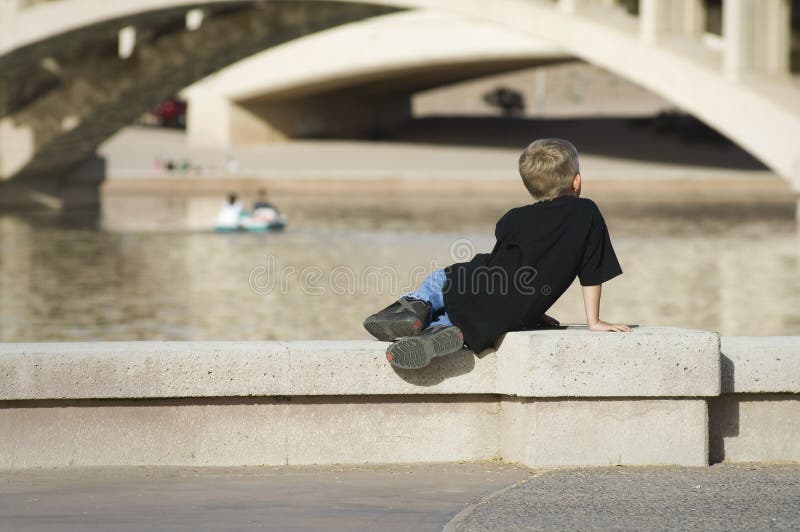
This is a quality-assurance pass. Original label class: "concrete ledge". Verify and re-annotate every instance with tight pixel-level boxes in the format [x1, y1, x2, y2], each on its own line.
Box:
[0, 340, 499, 400]
[497, 327, 720, 397]
[21, 328, 800, 469]
[0, 342, 291, 400]
[282, 340, 496, 396]
[720, 336, 800, 393]
[0, 328, 724, 469]
[0, 327, 720, 400]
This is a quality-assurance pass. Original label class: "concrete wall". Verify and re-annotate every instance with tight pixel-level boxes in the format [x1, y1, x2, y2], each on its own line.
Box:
[1, 397, 501, 468]
[0, 327, 769, 470]
[0, 328, 796, 470]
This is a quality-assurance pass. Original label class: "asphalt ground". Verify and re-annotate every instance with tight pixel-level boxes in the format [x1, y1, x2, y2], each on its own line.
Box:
[1, 463, 799, 531]
[453, 463, 800, 531]
[0, 462, 528, 532]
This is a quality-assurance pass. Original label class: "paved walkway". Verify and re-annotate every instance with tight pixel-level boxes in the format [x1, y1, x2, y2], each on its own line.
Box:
[1, 463, 798, 531]
[101, 119, 775, 183]
[454, 464, 800, 531]
[0, 463, 528, 532]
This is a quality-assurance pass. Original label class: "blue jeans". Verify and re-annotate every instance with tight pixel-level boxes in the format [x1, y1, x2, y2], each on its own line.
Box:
[403, 269, 453, 328]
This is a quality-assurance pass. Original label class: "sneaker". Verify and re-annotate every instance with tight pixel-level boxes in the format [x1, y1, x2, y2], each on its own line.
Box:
[363, 297, 432, 341]
[386, 325, 464, 369]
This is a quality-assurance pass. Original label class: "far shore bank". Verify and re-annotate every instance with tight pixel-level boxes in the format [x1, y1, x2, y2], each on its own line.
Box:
[3, 120, 795, 223]
[90, 123, 796, 230]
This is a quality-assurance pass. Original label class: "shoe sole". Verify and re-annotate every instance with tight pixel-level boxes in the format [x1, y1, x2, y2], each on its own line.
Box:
[363, 315, 423, 342]
[386, 327, 464, 369]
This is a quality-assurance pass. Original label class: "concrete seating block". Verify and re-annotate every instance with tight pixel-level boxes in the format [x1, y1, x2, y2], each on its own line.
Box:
[720, 336, 800, 393]
[496, 327, 721, 398]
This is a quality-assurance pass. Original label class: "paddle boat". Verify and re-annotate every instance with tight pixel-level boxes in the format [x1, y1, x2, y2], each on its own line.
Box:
[215, 207, 286, 233]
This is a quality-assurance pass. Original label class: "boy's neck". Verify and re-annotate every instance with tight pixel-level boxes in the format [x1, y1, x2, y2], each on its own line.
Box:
[538, 191, 579, 203]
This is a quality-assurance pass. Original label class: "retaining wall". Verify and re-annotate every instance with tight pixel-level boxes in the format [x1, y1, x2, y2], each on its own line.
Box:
[0, 327, 797, 469]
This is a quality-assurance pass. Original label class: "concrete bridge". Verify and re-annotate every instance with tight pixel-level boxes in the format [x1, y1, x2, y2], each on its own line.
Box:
[1, 0, 799, 206]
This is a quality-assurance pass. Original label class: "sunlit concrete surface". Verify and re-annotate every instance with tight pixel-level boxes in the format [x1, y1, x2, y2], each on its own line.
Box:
[721, 336, 800, 394]
[0, 328, 721, 400]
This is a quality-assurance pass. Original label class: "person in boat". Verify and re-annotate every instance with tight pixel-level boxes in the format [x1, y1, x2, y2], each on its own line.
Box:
[252, 189, 281, 224]
[215, 193, 243, 229]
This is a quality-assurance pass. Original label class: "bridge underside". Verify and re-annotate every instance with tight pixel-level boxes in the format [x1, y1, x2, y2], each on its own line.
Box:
[203, 58, 562, 144]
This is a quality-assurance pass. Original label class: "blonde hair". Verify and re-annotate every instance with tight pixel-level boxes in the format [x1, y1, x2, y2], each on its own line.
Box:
[518, 138, 580, 200]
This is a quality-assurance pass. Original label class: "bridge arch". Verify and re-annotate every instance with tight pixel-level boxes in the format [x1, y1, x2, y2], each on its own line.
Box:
[338, 0, 800, 189]
[0, 0, 400, 195]
[181, 10, 568, 145]
[1, 0, 798, 191]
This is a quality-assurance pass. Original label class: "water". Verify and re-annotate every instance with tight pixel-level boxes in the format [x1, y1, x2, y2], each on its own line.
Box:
[1, 196, 798, 342]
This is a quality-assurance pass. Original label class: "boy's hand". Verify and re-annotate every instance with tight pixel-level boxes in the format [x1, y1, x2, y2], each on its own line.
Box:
[588, 320, 631, 332]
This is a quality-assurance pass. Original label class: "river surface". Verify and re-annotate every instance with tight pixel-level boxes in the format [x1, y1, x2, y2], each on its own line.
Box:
[1, 195, 798, 341]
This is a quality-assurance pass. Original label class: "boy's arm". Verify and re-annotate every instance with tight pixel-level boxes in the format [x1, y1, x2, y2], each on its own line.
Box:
[582, 284, 630, 332]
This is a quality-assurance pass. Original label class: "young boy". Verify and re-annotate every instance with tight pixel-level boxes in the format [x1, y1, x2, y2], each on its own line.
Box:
[364, 138, 630, 369]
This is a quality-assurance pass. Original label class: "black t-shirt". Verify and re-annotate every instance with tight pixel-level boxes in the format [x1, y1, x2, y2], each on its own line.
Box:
[443, 195, 622, 353]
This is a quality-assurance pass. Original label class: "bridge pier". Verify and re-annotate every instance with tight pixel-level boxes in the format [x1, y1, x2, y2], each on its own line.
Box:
[0, 116, 35, 181]
[247, 91, 411, 142]
[557, 0, 584, 14]
[187, 86, 410, 145]
[723, 0, 792, 81]
[797, 196, 800, 227]
[0, 0, 20, 23]
[0, 216, 32, 341]
[184, 89, 236, 147]
[640, 0, 704, 43]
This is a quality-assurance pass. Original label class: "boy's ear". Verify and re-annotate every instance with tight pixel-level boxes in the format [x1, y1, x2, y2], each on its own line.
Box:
[572, 173, 582, 194]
